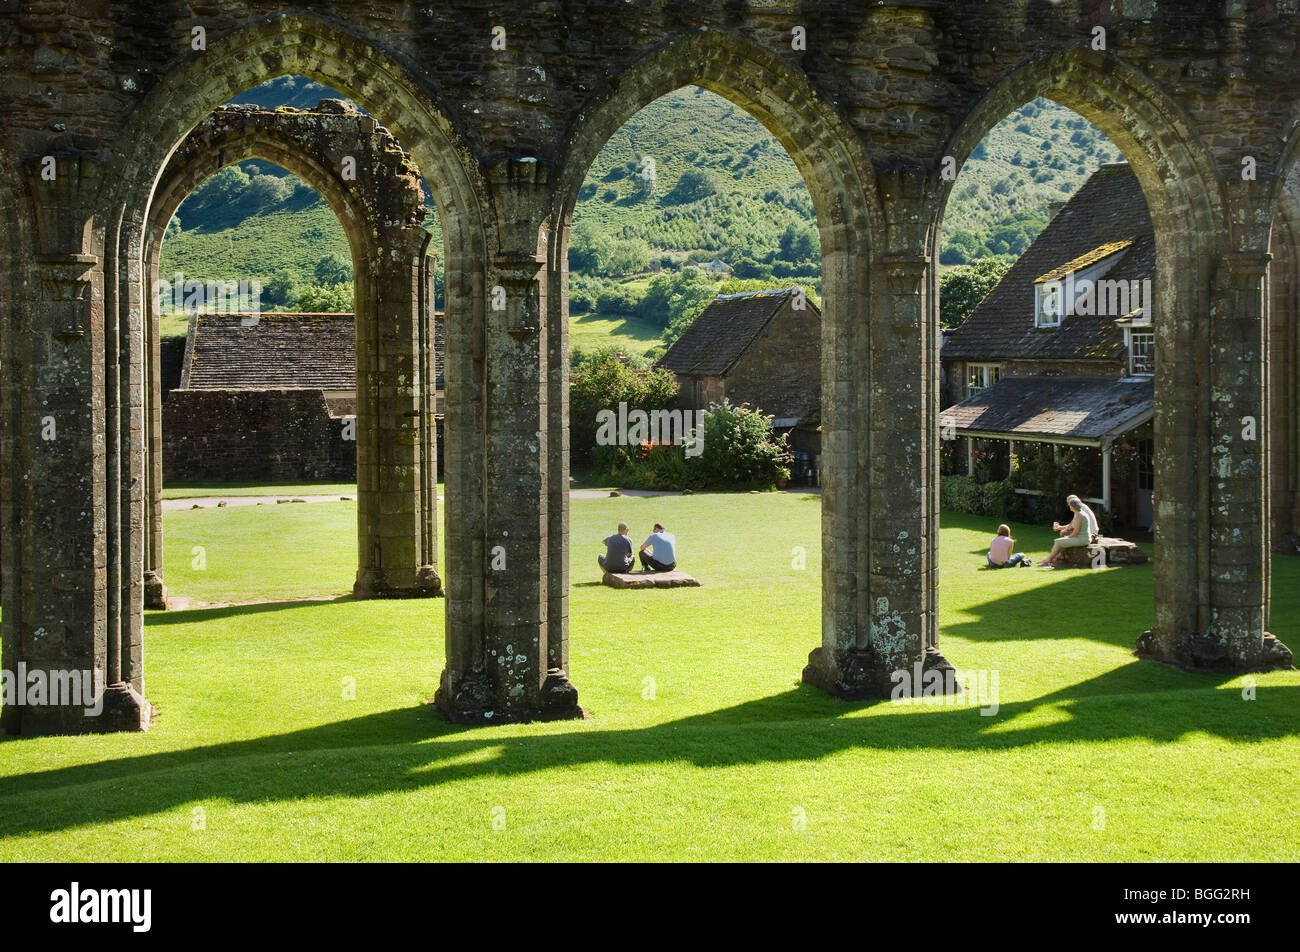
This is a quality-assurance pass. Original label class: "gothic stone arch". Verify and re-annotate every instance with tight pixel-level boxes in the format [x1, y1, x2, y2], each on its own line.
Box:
[940, 47, 1291, 673]
[3, 2, 1299, 735]
[144, 101, 442, 607]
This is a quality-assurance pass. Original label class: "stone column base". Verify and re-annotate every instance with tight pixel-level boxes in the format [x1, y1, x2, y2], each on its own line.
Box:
[353, 564, 443, 599]
[433, 667, 585, 724]
[1135, 629, 1295, 673]
[91, 683, 158, 733]
[4, 683, 157, 736]
[802, 645, 961, 700]
[144, 570, 168, 610]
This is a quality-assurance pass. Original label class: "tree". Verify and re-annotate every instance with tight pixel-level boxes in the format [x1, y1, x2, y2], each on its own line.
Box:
[939, 257, 1012, 329]
[569, 347, 679, 463]
[607, 237, 651, 276]
[313, 252, 353, 286]
[244, 172, 295, 208]
[662, 167, 720, 205]
[295, 282, 354, 312]
[568, 221, 617, 274]
[638, 269, 718, 331]
[778, 223, 818, 264]
[264, 269, 297, 310]
[188, 164, 250, 212]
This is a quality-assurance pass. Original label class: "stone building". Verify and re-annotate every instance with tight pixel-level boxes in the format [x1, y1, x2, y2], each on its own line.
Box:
[164, 312, 446, 484]
[1, 4, 1296, 734]
[657, 287, 822, 461]
[939, 164, 1155, 529]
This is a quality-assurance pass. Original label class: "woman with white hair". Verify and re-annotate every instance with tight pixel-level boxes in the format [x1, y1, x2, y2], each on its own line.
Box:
[1038, 494, 1100, 568]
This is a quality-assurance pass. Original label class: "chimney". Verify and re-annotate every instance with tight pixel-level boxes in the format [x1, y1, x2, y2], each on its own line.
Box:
[1047, 201, 1065, 222]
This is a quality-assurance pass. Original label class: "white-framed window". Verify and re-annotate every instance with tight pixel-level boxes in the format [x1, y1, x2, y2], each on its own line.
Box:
[966, 363, 1001, 397]
[1127, 329, 1154, 376]
[1035, 282, 1062, 328]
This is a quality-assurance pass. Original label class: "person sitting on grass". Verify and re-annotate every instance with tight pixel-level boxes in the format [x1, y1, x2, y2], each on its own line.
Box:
[599, 522, 635, 575]
[638, 523, 677, 573]
[1038, 494, 1100, 568]
[988, 524, 1031, 568]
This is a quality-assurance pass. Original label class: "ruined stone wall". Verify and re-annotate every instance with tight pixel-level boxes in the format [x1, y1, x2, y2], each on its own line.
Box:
[162, 388, 355, 483]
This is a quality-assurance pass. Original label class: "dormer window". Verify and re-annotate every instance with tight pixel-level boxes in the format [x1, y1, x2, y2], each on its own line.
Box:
[1033, 239, 1135, 329]
[1035, 283, 1062, 328]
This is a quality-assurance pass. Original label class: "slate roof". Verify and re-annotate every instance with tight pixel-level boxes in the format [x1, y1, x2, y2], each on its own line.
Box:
[939, 376, 1154, 444]
[942, 163, 1154, 363]
[656, 287, 818, 376]
[183, 312, 445, 390]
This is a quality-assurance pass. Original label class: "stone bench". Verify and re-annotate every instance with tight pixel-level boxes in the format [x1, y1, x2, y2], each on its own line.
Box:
[1058, 536, 1149, 568]
[602, 570, 702, 589]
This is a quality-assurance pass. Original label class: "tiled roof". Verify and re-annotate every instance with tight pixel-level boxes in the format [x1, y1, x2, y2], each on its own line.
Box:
[1034, 240, 1133, 284]
[939, 375, 1154, 444]
[657, 287, 817, 376]
[942, 163, 1154, 363]
[183, 312, 445, 390]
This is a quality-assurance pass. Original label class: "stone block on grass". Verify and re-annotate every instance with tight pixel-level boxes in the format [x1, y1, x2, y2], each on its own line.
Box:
[602, 570, 701, 589]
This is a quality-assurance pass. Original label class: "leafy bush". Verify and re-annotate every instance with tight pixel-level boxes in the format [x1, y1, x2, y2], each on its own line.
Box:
[596, 285, 643, 315]
[941, 475, 981, 514]
[570, 347, 679, 463]
[941, 475, 1017, 519]
[606, 442, 688, 490]
[683, 401, 791, 491]
[295, 283, 353, 311]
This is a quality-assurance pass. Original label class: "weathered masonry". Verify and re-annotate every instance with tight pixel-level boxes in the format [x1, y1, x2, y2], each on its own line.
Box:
[144, 102, 443, 612]
[0, 2, 1295, 734]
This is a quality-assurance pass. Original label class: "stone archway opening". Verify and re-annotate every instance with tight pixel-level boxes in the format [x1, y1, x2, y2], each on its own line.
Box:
[516, 30, 897, 720]
[50, 14, 490, 735]
[559, 84, 826, 706]
[144, 96, 443, 611]
[939, 49, 1290, 674]
[934, 96, 1158, 669]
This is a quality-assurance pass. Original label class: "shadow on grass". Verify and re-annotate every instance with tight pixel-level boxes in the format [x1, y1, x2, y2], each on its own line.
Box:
[144, 595, 355, 627]
[0, 661, 1294, 838]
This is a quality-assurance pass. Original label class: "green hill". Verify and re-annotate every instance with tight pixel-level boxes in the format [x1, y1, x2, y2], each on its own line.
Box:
[158, 77, 1124, 339]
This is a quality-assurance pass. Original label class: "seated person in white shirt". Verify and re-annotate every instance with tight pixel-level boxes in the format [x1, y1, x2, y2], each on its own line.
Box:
[638, 523, 677, 572]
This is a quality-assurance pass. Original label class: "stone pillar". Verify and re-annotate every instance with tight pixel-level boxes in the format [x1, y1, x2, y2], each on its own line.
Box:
[436, 159, 580, 722]
[418, 240, 439, 576]
[1138, 251, 1292, 672]
[142, 241, 167, 609]
[2, 154, 152, 735]
[544, 219, 569, 676]
[803, 176, 953, 699]
[353, 227, 442, 599]
[1268, 216, 1299, 553]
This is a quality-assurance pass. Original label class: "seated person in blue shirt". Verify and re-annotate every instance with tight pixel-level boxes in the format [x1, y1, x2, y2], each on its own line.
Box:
[599, 522, 635, 574]
[638, 523, 677, 572]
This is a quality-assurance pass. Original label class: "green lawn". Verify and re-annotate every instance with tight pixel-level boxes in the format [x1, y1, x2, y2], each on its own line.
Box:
[1, 495, 1296, 861]
[162, 481, 358, 500]
[569, 310, 663, 359]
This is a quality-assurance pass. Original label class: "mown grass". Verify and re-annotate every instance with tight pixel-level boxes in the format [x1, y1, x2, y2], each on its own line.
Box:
[162, 481, 358, 500]
[0, 495, 1295, 861]
[569, 310, 664, 359]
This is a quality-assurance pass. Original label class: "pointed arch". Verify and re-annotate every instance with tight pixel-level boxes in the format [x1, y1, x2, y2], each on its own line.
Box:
[545, 29, 882, 688]
[940, 46, 1237, 656]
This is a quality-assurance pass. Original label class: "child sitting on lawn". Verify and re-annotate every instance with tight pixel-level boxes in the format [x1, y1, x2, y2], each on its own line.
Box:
[988, 524, 1031, 568]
